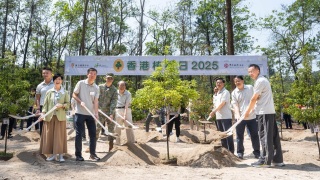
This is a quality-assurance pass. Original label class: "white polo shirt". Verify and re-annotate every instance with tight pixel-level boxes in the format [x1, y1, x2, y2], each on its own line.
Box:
[254, 75, 275, 115]
[231, 85, 256, 120]
[36, 80, 54, 106]
[116, 90, 131, 108]
[73, 79, 99, 115]
[214, 87, 232, 119]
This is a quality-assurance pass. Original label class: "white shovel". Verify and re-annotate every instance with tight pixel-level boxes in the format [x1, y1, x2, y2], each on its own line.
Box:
[161, 113, 188, 128]
[18, 106, 58, 134]
[9, 114, 38, 120]
[82, 105, 118, 138]
[116, 113, 139, 129]
[98, 109, 125, 129]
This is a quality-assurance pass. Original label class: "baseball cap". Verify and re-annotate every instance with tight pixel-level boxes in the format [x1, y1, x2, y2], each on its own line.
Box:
[106, 73, 114, 78]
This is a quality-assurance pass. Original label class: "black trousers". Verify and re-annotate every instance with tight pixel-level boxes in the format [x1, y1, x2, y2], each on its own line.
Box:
[75, 113, 97, 157]
[216, 119, 234, 154]
[257, 114, 283, 165]
[39, 106, 44, 135]
[283, 113, 292, 129]
[145, 112, 161, 132]
[236, 118, 260, 156]
[166, 115, 181, 137]
[1, 117, 15, 137]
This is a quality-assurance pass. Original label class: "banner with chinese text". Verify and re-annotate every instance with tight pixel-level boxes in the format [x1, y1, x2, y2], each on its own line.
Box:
[64, 56, 268, 76]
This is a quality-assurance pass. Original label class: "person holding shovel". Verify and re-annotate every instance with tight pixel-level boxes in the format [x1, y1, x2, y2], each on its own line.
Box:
[166, 105, 181, 142]
[91, 73, 117, 152]
[39, 74, 69, 162]
[231, 75, 260, 159]
[72, 68, 100, 161]
[114, 81, 135, 145]
[209, 77, 234, 154]
[244, 64, 284, 167]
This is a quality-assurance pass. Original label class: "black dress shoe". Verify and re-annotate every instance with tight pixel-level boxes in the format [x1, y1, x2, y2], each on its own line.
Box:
[89, 155, 100, 161]
[76, 156, 84, 161]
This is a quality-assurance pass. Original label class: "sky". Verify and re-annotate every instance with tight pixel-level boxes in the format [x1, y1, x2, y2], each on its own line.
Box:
[143, 0, 320, 71]
[144, 0, 295, 49]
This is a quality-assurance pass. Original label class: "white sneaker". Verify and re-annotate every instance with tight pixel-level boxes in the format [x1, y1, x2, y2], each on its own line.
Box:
[46, 154, 56, 161]
[176, 137, 181, 142]
[59, 154, 65, 162]
[272, 162, 285, 167]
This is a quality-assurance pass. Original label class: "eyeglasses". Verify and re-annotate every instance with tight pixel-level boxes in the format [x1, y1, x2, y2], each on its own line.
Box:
[106, 77, 113, 80]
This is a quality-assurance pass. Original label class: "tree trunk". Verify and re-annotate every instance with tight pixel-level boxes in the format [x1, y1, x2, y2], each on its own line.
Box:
[226, 0, 234, 55]
[80, 0, 89, 55]
[2, 0, 9, 58]
[136, 0, 146, 90]
[137, 0, 145, 56]
[22, 0, 35, 68]
[12, 1, 21, 56]
[225, 0, 235, 90]
[316, 132, 320, 160]
[94, 1, 100, 55]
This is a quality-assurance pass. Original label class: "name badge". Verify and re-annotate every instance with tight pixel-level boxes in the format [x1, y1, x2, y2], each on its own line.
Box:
[90, 92, 95, 96]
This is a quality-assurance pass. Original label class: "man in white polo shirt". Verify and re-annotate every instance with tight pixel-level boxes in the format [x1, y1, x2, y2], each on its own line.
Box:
[114, 81, 135, 145]
[231, 75, 260, 159]
[244, 64, 284, 168]
[209, 78, 234, 154]
[72, 68, 100, 161]
[35, 67, 54, 135]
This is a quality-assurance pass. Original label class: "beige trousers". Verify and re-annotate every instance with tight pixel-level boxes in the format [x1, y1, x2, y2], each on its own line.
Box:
[115, 108, 135, 144]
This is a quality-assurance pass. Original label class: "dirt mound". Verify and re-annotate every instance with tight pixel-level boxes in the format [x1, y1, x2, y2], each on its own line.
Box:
[180, 129, 231, 144]
[281, 130, 316, 142]
[104, 143, 160, 166]
[12, 131, 40, 142]
[135, 131, 163, 143]
[177, 145, 239, 168]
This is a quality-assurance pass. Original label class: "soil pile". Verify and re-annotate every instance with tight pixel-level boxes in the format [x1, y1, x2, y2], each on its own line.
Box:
[105, 143, 160, 166]
[177, 145, 239, 168]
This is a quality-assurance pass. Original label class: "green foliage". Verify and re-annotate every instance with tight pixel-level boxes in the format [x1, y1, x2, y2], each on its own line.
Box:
[269, 73, 285, 116]
[285, 55, 320, 123]
[189, 88, 212, 121]
[195, 0, 255, 55]
[0, 53, 30, 118]
[133, 59, 198, 112]
[259, 0, 320, 79]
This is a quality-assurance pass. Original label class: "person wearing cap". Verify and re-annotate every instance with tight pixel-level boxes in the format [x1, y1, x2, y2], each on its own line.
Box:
[39, 73, 70, 162]
[85, 73, 117, 152]
[114, 81, 135, 145]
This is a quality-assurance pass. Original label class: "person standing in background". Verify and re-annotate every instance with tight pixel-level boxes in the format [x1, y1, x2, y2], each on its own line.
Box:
[35, 67, 54, 135]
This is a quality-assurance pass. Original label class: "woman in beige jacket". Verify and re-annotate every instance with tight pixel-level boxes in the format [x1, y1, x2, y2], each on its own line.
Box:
[40, 74, 70, 162]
